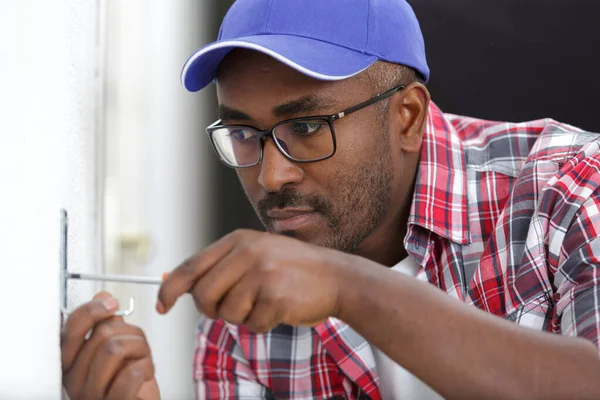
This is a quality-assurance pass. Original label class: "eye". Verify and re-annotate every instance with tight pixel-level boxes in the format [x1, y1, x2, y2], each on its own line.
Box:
[229, 128, 255, 141]
[290, 121, 324, 136]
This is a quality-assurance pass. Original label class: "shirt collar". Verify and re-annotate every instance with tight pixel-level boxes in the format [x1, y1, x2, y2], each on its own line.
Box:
[407, 102, 470, 246]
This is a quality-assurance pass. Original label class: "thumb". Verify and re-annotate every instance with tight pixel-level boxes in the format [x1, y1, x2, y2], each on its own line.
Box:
[93, 290, 116, 301]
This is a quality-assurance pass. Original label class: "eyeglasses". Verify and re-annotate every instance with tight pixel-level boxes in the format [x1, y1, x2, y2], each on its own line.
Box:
[206, 85, 405, 168]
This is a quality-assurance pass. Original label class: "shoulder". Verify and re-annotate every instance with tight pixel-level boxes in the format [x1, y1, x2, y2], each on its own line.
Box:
[536, 134, 600, 236]
[444, 111, 598, 177]
[498, 121, 600, 221]
[526, 121, 599, 165]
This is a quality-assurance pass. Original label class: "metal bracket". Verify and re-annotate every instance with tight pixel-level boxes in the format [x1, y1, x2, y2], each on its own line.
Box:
[60, 209, 136, 319]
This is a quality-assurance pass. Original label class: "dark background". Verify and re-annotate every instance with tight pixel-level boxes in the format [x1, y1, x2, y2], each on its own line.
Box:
[207, 0, 264, 240]
[208, 0, 600, 240]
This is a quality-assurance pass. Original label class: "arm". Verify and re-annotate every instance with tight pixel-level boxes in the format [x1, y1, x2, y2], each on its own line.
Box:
[337, 257, 600, 400]
[195, 317, 270, 400]
[156, 228, 600, 400]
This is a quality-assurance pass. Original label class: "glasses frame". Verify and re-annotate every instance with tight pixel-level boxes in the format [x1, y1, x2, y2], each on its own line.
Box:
[206, 85, 405, 169]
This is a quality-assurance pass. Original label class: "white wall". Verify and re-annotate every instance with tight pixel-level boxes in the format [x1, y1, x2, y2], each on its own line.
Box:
[0, 1, 101, 399]
[0, 0, 213, 397]
[101, 1, 214, 398]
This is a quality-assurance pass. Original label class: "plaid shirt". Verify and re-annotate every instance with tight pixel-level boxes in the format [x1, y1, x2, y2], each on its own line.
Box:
[193, 103, 600, 399]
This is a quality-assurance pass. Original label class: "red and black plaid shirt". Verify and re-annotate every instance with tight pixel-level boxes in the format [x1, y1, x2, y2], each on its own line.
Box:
[193, 103, 600, 399]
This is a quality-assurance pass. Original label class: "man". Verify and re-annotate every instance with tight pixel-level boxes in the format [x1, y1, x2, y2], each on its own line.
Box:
[61, 0, 600, 399]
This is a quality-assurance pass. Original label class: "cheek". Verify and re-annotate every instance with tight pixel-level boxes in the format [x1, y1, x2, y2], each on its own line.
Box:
[330, 135, 382, 178]
[336, 119, 384, 156]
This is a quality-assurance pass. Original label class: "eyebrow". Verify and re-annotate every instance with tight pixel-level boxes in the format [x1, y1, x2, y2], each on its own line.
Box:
[217, 95, 337, 123]
[217, 105, 252, 122]
[272, 95, 336, 118]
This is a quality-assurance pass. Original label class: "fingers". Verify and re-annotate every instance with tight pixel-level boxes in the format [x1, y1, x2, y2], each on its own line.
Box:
[62, 292, 157, 400]
[189, 249, 255, 319]
[157, 230, 255, 314]
[61, 291, 120, 373]
[244, 291, 281, 333]
[211, 270, 261, 324]
[63, 318, 141, 399]
[83, 335, 152, 399]
[106, 358, 155, 400]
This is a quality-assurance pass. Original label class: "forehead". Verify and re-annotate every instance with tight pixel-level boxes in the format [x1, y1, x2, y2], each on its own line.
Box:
[215, 49, 366, 112]
[217, 50, 311, 85]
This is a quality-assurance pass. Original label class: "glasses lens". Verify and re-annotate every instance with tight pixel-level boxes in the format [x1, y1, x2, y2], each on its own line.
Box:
[273, 119, 334, 161]
[211, 126, 260, 167]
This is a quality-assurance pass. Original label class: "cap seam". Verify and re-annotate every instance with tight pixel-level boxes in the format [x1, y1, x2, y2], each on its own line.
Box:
[264, 0, 275, 33]
[365, 1, 371, 50]
[218, 1, 242, 40]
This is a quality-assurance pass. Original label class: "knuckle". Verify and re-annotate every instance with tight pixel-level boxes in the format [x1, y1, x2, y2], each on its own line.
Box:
[131, 358, 154, 380]
[95, 324, 117, 342]
[192, 276, 210, 296]
[261, 286, 285, 306]
[129, 363, 144, 380]
[180, 256, 196, 273]
[260, 262, 283, 283]
[130, 326, 147, 340]
[197, 291, 217, 313]
[220, 303, 250, 325]
[238, 242, 258, 259]
[271, 292, 286, 304]
[102, 337, 125, 357]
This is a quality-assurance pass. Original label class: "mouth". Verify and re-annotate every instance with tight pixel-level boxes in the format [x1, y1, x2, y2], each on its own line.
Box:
[266, 208, 318, 232]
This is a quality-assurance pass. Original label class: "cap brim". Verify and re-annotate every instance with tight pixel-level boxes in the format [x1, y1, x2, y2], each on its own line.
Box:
[181, 34, 378, 92]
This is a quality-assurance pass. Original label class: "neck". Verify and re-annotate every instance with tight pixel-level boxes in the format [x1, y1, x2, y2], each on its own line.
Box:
[352, 201, 412, 267]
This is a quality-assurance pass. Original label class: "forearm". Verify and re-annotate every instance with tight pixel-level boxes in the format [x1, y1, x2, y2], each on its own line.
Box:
[336, 257, 600, 400]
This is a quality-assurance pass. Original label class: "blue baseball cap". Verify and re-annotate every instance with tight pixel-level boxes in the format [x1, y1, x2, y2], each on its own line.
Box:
[181, 0, 429, 92]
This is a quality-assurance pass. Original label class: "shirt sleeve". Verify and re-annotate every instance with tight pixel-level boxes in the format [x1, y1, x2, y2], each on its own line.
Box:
[194, 317, 269, 399]
[550, 141, 600, 354]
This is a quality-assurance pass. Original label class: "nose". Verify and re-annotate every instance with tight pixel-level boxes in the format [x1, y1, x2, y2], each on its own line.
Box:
[258, 138, 304, 192]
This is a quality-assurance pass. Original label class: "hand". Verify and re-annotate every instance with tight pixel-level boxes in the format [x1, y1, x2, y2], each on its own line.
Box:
[61, 291, 160, 400]
[156, 229, 352, 332]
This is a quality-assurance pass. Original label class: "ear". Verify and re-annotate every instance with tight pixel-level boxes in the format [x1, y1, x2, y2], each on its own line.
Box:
[390, 83, 430, 153]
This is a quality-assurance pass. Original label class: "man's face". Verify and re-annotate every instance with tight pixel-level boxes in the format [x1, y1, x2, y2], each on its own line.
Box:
[215, 51, 399, 253]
